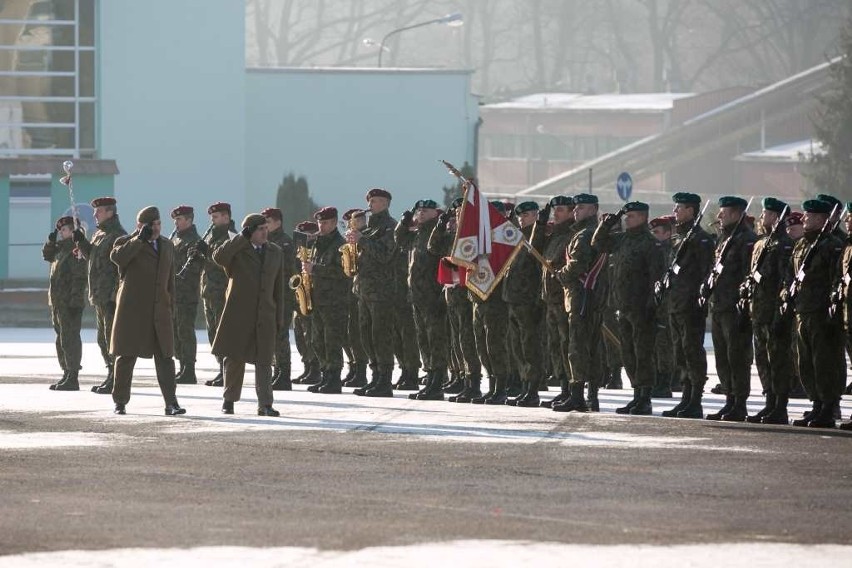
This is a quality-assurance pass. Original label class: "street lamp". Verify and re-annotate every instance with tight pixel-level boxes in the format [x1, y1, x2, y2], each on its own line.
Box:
[375, 12, 463, 68]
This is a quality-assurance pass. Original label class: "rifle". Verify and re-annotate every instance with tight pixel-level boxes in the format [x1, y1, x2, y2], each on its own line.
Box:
[653, 200, 710, 306]
[697, 197, 753, 309]
[737, 205, 789, 319]
[828, 210, 850, 318]
[177, 223, 214, 279]
[779, 203, 840, 318]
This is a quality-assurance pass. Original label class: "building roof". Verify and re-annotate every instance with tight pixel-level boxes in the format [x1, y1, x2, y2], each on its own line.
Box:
[0, 158, 119, 176]
[736, 139, 824, 163]
[484, 92, 694, 112]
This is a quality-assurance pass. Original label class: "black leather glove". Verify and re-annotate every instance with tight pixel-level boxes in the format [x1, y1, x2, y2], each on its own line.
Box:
[401, 210, 415, 227]
[438, 211, 452, 227]
[72, 229, 84, 243]
[48, 230, 57, 243]
[138, 223, 153, 242]
[194, 239, 209, 255]
[537, 204, 551, 225]
[241, 225, 255, 240]
[601, 213, 619, 228]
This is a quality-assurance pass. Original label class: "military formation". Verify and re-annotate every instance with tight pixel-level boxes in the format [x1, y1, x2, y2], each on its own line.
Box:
[43, 188, 852, 429]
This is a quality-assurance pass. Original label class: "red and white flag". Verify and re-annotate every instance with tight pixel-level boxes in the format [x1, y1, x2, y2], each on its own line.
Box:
[449, 182, 523, 300]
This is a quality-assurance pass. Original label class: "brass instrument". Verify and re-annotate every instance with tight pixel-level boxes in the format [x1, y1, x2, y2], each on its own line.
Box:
[290, 233, 315, 316]
[339, 216, 362, 277]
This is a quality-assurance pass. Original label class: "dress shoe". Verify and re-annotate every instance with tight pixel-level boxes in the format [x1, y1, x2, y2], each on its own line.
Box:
[222, 401, 234, 415]
[258, 405, 280, 417]
[205, 374, 224, 387]
[114, 404, 126, 415]
[165, 402, 186, 416]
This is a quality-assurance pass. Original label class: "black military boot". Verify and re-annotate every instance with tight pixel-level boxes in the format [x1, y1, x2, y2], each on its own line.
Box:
[651, 372, 673, 398]
[710, 382, 724, 395]
[175, 361, 197, 384]
[747, 392, 775, 423]
[630, 387, 653, 415]
[443, 370, 465, 394]
[516, 380, 541, 407]
[616, 389, 640, 414]
[605, 367, 623, 390]
[307, 370, 329, 393]
[661, 381, 691, 417]
[344, 364, 368, 388]
[807, 399, 837, 428]
[271, 366, 293, 391]
[49, 370, 69, 390]
[721, 396, 748, 422]
[505, 373, 522, 398]
[55, 370, 80, 391]
[552, 382, 588, 413]
[587, 384, 600, 412]
[485, 375, 508, 405]
[395, 368, 419, 390]
[541, 388, 570, 408]
[454, 375, 482, 403]
[676, 382, 704, 419]
[353, 367, 380, 396]
[472, 376, 495, 404]
[318, 369, 343, 394]
[293, 363, 310, 383]
[840, 420, 852, 431]
[792, 401, 821, 427]
[706, 394, 734, 421]
[506, 382, 530, 406]
[92, 364, 115, 394]
[762, 394, 789, 425]
[364, 368, 394, 397]
[409, 370, 434, 400]
[416, 368, 446, 401]
[301, 363, 321, 385]
[205, 360, 224, 387]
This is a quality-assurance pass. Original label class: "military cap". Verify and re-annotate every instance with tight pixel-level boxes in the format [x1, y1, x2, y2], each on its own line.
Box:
[786, 211, 803, 226]
[515, 201, 540, 214]
[313, 206, 338, 221]
[414, 199, 438, 210]
[817, 193, 842, 209]
[295, 221, 318, 233]
[489, 200, 507, 214]
[761, 197, 787, 214]
[207, 202, 231, 215]
[241, 213, 266, 230]
[260, 207, 282, 220]
[137, 206, 160, 224]
[623, 201, 649, 212]
[55, 215, 74, 230]
[649, 215, 674, 230]
[549, 195, 574, 207]
[672, 192, 701, 205]
[803, 199, 834, 214]
[366, 188, 392, 201]
[170, 205, 193, 219]
[574, 193, 598, 205]
[718, 195, 748, 209]
[342, 208, 366, 221]
[90, 196, 116, 208]
[451, 197, 464, 209]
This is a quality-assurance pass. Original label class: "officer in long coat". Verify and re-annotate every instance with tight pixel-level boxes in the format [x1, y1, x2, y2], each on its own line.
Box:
[109, 206, 186, 416]
[212, 214, 285, 417]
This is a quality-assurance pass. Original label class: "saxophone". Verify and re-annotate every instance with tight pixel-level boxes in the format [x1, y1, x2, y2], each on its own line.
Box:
[339, 217, 360, 277]
[289, 242, 314, 316]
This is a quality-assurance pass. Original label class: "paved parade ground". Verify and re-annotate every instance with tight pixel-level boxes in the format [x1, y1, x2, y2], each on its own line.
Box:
[0, 328, 850, 566]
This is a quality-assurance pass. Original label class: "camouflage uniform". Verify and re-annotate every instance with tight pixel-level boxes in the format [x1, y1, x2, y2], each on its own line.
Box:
[201, 223, 233, 372]
[470, 282, 510, 402]
[391, 240, 422, 379]
[541, 219, 574, 396]
[652, 237, 676, 393]
[171, 224, 202, 370]
[267, 227, 297, 377]
[43, 234, 87, 385]
[309, 229, 349, 377]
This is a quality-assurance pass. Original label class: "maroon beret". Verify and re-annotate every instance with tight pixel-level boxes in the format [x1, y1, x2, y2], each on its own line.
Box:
[296, 221, 318, 233]
[365, 188, 392, 201]
[342, 208, 366, 222]
[207, 202, 231, 215]
[649, 215, 674, 230]
[786, 211, 803, 226]
[55, 216, 74, 230]
[90, 196, 116, 208]
[170, 205, 193, 219]
[314, 207, 338, 221]
[261, 207, 282, 220]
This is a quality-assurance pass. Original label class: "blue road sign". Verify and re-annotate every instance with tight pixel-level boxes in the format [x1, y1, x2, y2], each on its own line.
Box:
[616, 172, 633, 202]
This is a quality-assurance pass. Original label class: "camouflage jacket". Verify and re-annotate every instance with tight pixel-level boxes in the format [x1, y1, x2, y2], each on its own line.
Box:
[840, 239, 852, 329]
[666, 221, 715, 314]
[201, 223, 235, 300]
[502, 224, 545, 305]
[268, 227, 297, 310]
[42, 237, 87, 309]
[592, 222, 665, 314]
[309, 229, 349, 307]
[395, 217, 442, 304]
[556, 216, 600, 316]
[709, 222, 758, 313]
[172, 224, 202, 304]
[354, 209, 397, 301]
[792, 229, 843, 315]
[76, 215, 127, 306]
[748, 230, 794, 325]
[540, 220, 574, 304]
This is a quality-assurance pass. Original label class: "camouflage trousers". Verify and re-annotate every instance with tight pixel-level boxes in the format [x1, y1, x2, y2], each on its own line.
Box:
[359, 298, 395, 371]
[445, 286, 480, 377]
[617, 309, 656, 389]
[412, 296, 448, 371]
[545, 302, 571, 383]
[274, 308, 294, 373]
[343, 293, 368, 366]
[711, 310, 754, 398]
[472, 295, 509, 378]
[797, 313, 844, 402]
[507, 302, 545, 383]
[52, 306, 82, 371]
[203, 291, 225, 351]
[567, 309, 602, 387]
[601, 306, 622, 372]
[753, 319, 793, 396]
[669, 309, 708, 389]
[94, 301, 116, 367]
[173, 302, 198, 363]
[294, 313, 318, 366]
[653, 311, 673, 375]
[311, 303, 346, 371]
[392, 295, 421, 371]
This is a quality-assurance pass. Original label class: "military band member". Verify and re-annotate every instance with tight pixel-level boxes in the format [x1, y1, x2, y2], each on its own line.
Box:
[649, 215, 676, 398]
[340, 209, 370, 388]
[74, 196, 127, 394]
[704, 196, 757, 421]
[197, 202, 235, 387]
[44, 215, 87, 391]
[660, 192, 715, 419]
[396, 199, 449, 400]
[303, 207, 349, 394]
[348, 188, 398, 397]
[109, 207, 186, 416]
[553, 193, 604, 412]
[170, 205, 202, 385]
[292, 220, 321, 385]
[212, 214, 285, 417]
[593, 201, 666, 415]
[743, 198, 794, 424]
[261, 207, 297, 391]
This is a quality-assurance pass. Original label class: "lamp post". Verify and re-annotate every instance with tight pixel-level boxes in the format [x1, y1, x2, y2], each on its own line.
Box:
[376, 12, 463, 68]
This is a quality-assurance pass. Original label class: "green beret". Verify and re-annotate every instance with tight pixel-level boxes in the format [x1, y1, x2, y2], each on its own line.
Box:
[137, 206, 160, 224]
[414, 199, 438, 210]
[817, 193, 842, 209]
[241, 213, 267, 230]
[762, 197, 787, 214]
[802, 199, 833, 214]
[451, 197, 464, 209]
[672, 192, 701, 205]
[489, 200, 506, 214]
[623, 201, 649, 212]
[515, 201, 539, 214]
[574, 193, 598, 205]
[718, 195, 748, 209]
[549, 195, 574, 207]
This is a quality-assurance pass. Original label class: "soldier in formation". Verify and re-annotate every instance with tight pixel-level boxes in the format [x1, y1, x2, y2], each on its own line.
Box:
[170, 205, 202, 385]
